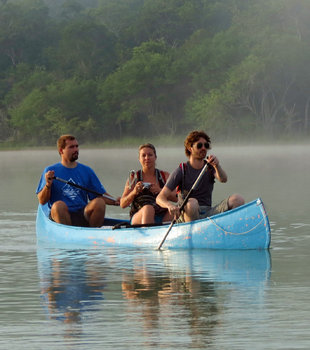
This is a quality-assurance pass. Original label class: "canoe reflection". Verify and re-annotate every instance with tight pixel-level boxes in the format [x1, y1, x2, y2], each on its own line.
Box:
[120, 249, 271, 338]
[37, 248, 271, 336]
[121, 264, 219, 340]
[38, 249, 105, 323]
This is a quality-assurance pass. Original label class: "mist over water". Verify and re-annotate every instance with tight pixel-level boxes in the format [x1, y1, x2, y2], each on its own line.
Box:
[2, 144, 308, 225]
[0, 145, 310, 349]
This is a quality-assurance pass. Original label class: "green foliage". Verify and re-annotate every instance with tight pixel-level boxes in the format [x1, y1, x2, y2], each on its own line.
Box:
[50, 16, 117, 78]
[9, 77, 99, 144]
[1, 0, 310, 146]
[0, 0, 50, 68]
[98, 40, 178, 137]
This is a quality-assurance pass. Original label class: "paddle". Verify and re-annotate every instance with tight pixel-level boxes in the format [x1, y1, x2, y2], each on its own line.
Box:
[157, 161, 209, 250]
[53, 176, 116, 202]
[112, 221, 166, 230]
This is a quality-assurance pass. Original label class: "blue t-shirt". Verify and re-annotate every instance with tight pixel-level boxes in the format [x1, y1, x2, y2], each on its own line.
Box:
[36, 162, 106, 212]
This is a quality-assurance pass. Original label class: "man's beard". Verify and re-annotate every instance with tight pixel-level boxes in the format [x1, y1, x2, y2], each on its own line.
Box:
[70, 152, 79, 162]
[193, 150, 206, 160]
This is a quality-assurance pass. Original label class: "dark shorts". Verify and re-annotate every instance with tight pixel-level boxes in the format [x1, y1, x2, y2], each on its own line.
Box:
[49, 208, 89, 227]
[154, 212, 167, 224]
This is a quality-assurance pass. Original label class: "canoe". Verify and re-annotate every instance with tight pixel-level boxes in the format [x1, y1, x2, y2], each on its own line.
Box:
[36, 198, 271, 249]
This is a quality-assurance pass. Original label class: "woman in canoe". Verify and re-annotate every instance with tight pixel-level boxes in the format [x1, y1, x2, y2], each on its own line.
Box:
[120, 143, 177, 225]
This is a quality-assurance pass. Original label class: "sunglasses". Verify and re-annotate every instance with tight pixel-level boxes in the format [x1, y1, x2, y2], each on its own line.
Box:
[196, 142, 209, 149]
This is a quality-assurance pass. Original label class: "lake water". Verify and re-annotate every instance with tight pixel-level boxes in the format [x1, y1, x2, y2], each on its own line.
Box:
[0, 145, 310, 349]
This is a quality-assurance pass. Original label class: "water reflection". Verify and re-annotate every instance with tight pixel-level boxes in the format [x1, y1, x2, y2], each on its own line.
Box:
[121, 259, 219, 347]
[121, 249, 271, 347]
[38, 249, 105, 324]
[37, 247, 271, 347]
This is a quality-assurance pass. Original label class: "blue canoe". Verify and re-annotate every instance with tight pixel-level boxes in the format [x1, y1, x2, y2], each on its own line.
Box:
[36, 198, 271, 249]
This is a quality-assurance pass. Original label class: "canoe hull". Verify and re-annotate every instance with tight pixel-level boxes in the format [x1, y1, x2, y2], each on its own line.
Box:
[36, 198, 271, 249]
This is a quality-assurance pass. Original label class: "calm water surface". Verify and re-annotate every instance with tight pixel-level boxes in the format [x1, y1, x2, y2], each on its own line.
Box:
[0, 145, 310, 349]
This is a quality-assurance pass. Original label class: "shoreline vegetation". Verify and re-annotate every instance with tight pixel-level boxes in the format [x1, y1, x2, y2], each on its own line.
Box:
[1, 1, 310, 147]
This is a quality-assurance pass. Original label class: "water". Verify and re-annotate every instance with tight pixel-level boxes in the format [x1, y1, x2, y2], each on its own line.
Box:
[0, 145, 310, 349]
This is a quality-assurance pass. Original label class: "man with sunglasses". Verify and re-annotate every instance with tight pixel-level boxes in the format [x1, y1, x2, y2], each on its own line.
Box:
[156, 130, 244, 222]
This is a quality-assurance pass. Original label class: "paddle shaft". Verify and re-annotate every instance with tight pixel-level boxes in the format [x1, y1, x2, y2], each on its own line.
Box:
[53, 176, 116, 202]
[157, 161, 209, 250]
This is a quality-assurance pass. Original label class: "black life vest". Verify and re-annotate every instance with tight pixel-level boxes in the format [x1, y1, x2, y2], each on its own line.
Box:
[130, 169, 166, 217]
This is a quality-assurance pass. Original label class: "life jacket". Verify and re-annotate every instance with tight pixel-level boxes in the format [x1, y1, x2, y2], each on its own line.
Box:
[135, 169, 166, 185]
[130, 169, 167, 217]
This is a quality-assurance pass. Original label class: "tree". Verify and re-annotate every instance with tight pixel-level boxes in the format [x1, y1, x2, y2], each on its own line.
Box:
[186, 0, 310, 138]
[2, 0, 310, 145]
[9, 78, 99, 144]
[0, 0, 50, 68]
[50, 15, 117, 78]
[98, 40, 183, 138]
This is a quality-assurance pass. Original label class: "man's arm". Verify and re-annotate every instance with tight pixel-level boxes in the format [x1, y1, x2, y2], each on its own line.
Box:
[156, 186, 180, 218]
[208, 155, 227, 183]
[103, 193, 120, 206]
[37, 170, 54, 204]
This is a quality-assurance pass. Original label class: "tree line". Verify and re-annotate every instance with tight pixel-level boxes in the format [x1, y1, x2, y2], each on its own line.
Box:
[1, 0, 310, 146]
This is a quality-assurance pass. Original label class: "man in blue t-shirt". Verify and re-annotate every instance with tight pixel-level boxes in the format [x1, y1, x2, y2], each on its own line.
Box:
[156, 130, 244, 222]
[36, 134, 119, 227]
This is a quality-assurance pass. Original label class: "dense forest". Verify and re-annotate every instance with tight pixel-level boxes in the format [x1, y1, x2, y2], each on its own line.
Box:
[0, 0, 310, 146]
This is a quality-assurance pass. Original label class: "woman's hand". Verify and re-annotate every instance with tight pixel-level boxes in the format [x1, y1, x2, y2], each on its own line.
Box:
[134, 181, 144, 195]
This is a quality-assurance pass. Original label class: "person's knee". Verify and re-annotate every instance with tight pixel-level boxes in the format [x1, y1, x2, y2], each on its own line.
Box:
[50, 201, 70, 224]
[184, 198, 199, 220]
[229, 194, 245, 208]
[95, 197, 106, 210]
[132, 205, 155, 225]
[86, 197, 106, 215]
[138, 205, 155, 220]
[142, 205, 155, 215]
[186, 198, 199, 212]
[51, 201, 68, 213]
